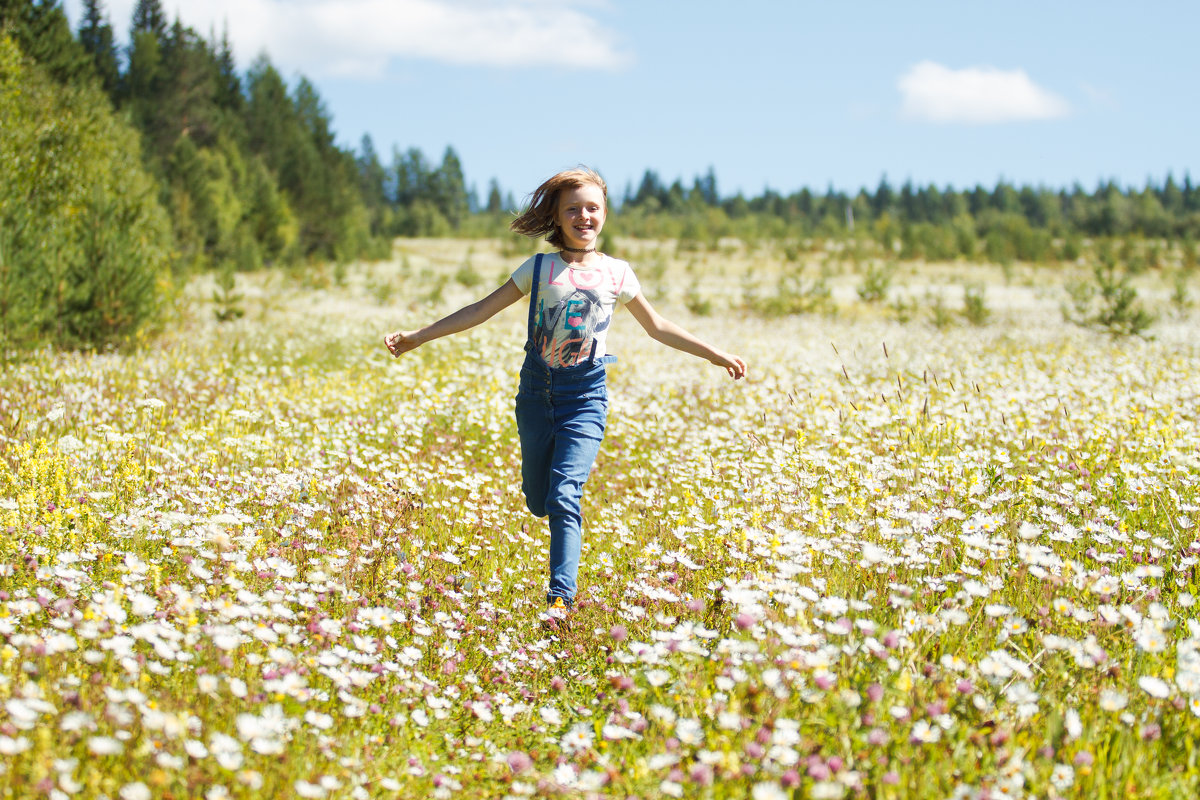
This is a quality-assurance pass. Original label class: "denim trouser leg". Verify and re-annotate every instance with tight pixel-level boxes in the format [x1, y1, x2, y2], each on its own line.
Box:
[515, 357, 608, 605]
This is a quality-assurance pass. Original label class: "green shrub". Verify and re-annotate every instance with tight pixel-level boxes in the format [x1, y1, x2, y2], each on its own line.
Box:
[1170, 270, 1191, 313]
[0, 36, 173, 352]
[888, 293, 917, 323]
[1062, 260, 1155, 336]
[1059, 234, 1083, 263]
[746, 265, 835, 317]
[454, 253, 484, 287]
[212, 262, 245, 322]
[856, 261, 894, 304]
[1183, 237, 1198, 272]
[1092, 262, 1154, 335]
[961, 283, 990, 326]
[926, 291, 954, 329]
[684, 282, 713, 316]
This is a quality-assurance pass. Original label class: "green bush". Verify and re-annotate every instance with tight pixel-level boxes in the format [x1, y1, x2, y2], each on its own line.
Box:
[454, 253, 484, 287]
[1062, 259, 1155, 337]
[212, 261, 245, 322]
[926, 290, 954, 329]
[856, 261, 893, 303]
[0, 36, 173, 352]
[1091, 262, 1155, 335]
[745, 264, 835, 317]
[683, 281, 713, 316]
[961, 283, 990, 326]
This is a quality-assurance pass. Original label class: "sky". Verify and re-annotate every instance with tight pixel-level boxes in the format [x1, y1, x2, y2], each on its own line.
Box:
[64, 0, 1199, 203]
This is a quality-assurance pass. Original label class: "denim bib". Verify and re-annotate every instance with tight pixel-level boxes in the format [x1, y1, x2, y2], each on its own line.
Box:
[523, 253, 618, 373]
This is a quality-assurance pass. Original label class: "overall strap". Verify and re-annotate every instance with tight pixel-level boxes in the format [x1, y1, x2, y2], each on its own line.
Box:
[526, 253, 543, 343]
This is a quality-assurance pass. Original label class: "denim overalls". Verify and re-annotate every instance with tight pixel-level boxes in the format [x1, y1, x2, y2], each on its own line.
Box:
[515, 254, 616, 606]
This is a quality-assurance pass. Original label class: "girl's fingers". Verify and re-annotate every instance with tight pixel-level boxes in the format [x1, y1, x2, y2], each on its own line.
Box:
[384, 332, 404, 356]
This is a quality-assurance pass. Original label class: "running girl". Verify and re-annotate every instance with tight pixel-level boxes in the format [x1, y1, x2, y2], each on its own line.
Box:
[385, 167, 746, 617]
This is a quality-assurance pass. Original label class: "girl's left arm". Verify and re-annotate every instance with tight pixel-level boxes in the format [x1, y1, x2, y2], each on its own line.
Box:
[625, 293, 747, 379]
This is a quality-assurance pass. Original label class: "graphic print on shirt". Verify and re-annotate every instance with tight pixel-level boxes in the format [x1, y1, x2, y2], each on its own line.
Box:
[534, 288, 611, 367]
[513, 254, 641, 368]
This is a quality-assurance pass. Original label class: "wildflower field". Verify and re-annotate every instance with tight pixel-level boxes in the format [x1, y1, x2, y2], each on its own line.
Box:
[2, 239, 1199, 799]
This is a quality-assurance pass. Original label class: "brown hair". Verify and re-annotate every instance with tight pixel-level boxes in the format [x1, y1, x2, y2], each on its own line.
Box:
[510, 167, 608, 248]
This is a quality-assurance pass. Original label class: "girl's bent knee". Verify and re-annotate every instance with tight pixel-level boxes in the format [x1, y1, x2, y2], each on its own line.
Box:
[544, 493, 583, 520]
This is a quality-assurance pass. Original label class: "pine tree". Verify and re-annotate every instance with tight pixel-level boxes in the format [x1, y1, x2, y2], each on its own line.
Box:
[211, 26, 242, 113]
[78, 0, 119, 95]
[485, 179, 504, 214]
[0, 0, 92, 83]
[131, 0, 167, 39]
[123, 25, 164, 135]
[631, 170, 666, 208]
[432, 146, 469, 228]
[693, 167, 719, 206]
[357, 134, 389, 235]
[872, 175, 894, 217]
[394, 148, 430, 207]
[992, 182, 1020, 215]
[1162, 173, 1184, 217]
[294, 77, 335, 155]
[357, 135, 386, 203]
[160, 21, 218, 146]
[245, 56, 291, 165]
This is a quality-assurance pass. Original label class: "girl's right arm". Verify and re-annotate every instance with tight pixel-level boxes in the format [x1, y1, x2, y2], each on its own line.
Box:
[625, 292, 747, 379]
[384, 279, 524, 357]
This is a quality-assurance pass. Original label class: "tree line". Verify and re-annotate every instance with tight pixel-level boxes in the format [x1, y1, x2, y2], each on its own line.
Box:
[2, 0, 390, 351]
[2, 0, 1197, 352]
[614, 168, 1200, 264]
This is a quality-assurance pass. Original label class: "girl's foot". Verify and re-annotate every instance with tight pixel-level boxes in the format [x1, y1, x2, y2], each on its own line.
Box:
[546, 597, 568, 620]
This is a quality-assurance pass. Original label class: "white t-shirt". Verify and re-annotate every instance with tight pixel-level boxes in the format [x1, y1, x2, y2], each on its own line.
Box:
[511, 253, 641, 368]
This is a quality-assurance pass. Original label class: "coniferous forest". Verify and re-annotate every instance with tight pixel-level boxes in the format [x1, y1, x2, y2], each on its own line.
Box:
[2, 0, 1199, 351]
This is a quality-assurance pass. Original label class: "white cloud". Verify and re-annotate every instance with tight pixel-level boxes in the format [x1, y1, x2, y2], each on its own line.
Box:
[69, 0, 630, 78]
[897, 60, 1069, 124]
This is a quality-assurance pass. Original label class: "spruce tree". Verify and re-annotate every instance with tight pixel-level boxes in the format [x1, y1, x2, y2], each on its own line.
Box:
[0, 0, 92, 83]
[78, 0, 119, 95]
[433, 146, 469, 228]
[394, 148, 430, 207]
[212, 26, 242, 113]
[160, 21, 218, 146]
[357, 136, 387, 203]
[123, 26, 164, 136]
[131, 0, 167, 39]
[485, 179, 504, 214]
[872, 175, 895, 217]
[1162, 174, 1184, 217]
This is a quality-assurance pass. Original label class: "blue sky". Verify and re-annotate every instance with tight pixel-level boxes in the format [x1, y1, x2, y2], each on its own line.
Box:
[66, 0, 1198, 203]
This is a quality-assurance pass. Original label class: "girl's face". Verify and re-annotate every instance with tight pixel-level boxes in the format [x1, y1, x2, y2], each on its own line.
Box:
[554, 183, 607, 250]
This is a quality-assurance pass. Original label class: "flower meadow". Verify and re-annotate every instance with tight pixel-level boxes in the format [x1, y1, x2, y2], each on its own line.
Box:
[2, 240, 1199, 799]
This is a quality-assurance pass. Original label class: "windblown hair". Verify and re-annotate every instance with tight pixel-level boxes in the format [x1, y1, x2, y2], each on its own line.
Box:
[510, 167, 608, 248]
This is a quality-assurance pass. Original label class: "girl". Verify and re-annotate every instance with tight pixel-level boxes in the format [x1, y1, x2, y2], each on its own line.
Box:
[385, 167, 746, 618]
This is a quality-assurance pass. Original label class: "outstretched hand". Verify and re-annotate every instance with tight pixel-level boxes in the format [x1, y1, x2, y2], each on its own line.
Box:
[384, 330, 420, 357]
[714, 353, 747, 380]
